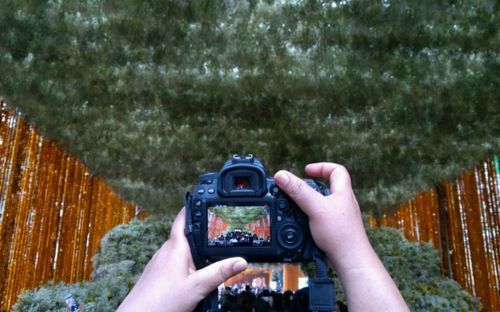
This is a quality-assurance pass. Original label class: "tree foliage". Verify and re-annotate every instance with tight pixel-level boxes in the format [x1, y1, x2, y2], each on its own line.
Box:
[13, 216, 480, 311]
[1, 0, 498, 214]
[211, 206, 267, 229]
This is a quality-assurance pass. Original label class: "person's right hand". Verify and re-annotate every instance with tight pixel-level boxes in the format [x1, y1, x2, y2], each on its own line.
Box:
[274, 162, 409, 311]
[274, 162, 369, 272]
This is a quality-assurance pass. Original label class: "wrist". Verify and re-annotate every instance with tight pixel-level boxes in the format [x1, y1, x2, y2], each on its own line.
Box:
[325, 233, 381, 275]
[327, 243, 409, 311]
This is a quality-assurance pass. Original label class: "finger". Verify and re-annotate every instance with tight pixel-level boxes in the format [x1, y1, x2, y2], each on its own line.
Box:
[189, 257, 247, 297]
[305, 162, 352, 193]
[274, 170, 325, 218]
[169, 208, 194, 265]
[169, 207, 187, 242]
[154, 208, 192, 273]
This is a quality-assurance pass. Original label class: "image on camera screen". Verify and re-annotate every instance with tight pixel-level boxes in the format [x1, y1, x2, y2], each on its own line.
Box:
[207, 205, 271, 247]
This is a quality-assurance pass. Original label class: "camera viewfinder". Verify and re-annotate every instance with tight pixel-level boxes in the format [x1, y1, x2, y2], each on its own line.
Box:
[234, 177, 251, 190]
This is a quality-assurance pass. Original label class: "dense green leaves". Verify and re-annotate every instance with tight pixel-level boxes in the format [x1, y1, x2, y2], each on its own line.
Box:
[1, 0, 498, 214]
[12, 217, 172, 312]
[302, 226, 481, 311]
[13, 217, 480, 311]
[211, 206, 268, 229]
[367, 227, 481, 311]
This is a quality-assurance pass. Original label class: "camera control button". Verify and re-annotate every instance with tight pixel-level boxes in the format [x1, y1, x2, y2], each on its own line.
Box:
[278, 224, 303, 250]
[278, 199, 288, 210]
[284, 230, 297, 244]
[195, 200, 202, 207]
[208, 187, 215, 194]
[194, 210, 202, 218]
[270, 184, 280, 196]
[197, 188, 205, 195]
[276, 215, 283, 222]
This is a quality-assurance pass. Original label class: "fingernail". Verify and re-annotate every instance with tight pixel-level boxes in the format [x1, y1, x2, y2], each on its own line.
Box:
[275, 171, 290, 186]
[233, 259, 247, 272]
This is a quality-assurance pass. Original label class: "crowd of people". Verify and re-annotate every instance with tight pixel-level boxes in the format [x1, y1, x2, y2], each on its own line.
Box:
[218, 286, 347, 312]
[209, 230, 271, 247]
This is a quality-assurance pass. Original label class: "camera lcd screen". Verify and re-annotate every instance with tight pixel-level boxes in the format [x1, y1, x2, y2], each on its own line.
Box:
[207, 205, 271, 247]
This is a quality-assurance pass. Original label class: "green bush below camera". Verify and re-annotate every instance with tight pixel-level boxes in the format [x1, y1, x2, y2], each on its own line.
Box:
[13, 218, 480, 311]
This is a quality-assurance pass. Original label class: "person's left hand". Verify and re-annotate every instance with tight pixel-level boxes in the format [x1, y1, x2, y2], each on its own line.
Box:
[117, 208, 248, 312]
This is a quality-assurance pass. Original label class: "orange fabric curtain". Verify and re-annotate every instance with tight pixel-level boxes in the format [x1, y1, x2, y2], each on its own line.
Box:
[0, 103, 136, 310]
[283, 263, 300, 291]
[375, 156, 500, 312]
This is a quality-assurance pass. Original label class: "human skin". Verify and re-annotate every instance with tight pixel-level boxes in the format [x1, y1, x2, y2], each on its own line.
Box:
[274, 162, 409, 312]
[119, 162, 408, 312]
[117, 208, 248, 312]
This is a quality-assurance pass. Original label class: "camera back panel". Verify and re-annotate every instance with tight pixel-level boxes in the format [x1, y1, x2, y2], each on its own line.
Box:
[185, 155, 329, 268]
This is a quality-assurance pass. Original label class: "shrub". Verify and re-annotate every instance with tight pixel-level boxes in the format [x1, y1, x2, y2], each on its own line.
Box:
[13, 219, 480, 311]
[12, 217, 171, 312]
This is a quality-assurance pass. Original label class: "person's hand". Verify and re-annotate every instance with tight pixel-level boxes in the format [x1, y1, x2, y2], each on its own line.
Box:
[275, 163, 409, 311]
[117, 208, 248, 312]
[274, 162, 368, 272]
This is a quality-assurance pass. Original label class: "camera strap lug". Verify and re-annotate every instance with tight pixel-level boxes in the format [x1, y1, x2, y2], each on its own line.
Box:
[308, 251, 335, 312]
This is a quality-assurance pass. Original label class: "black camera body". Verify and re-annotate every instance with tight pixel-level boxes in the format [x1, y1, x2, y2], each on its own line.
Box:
[185, 154, 329, 268]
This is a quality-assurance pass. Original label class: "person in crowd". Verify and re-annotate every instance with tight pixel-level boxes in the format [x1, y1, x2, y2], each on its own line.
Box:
[288, 287, 309, 312]
[118, 163, 409, 312]
[282, 290, 293, 311]
[270, 292, 284, 312]
[217, 285, 346, 312]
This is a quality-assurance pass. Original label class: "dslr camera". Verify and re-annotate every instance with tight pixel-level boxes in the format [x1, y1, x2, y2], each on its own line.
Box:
[185, 154, 329, 268]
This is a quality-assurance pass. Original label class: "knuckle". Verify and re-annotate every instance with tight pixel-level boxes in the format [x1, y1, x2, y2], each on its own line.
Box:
[332, 164, 347, 175]
[320, 163, 330, 176]
[337, 165, 350, 177]
[289, 180, 304, 197]
[218, 263, 230, 281]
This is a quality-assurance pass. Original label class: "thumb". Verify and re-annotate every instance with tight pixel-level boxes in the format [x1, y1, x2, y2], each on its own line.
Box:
[189, 257, 247, 297]
[274, 170, 325, 219]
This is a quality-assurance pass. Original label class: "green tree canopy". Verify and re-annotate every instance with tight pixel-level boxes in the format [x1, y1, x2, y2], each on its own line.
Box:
[1, 0, 498, 214]
[211, 206, 267, 229]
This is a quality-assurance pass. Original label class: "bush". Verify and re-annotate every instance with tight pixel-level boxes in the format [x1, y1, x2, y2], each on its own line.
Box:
[12, 217, 171, 312]
[13, 219, 480, 311]
[367, 227, 481, 311]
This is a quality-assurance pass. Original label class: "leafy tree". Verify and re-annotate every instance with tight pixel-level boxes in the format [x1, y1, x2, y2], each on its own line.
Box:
[0, 0, 498, 214]
[211, 206, 267, 229]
